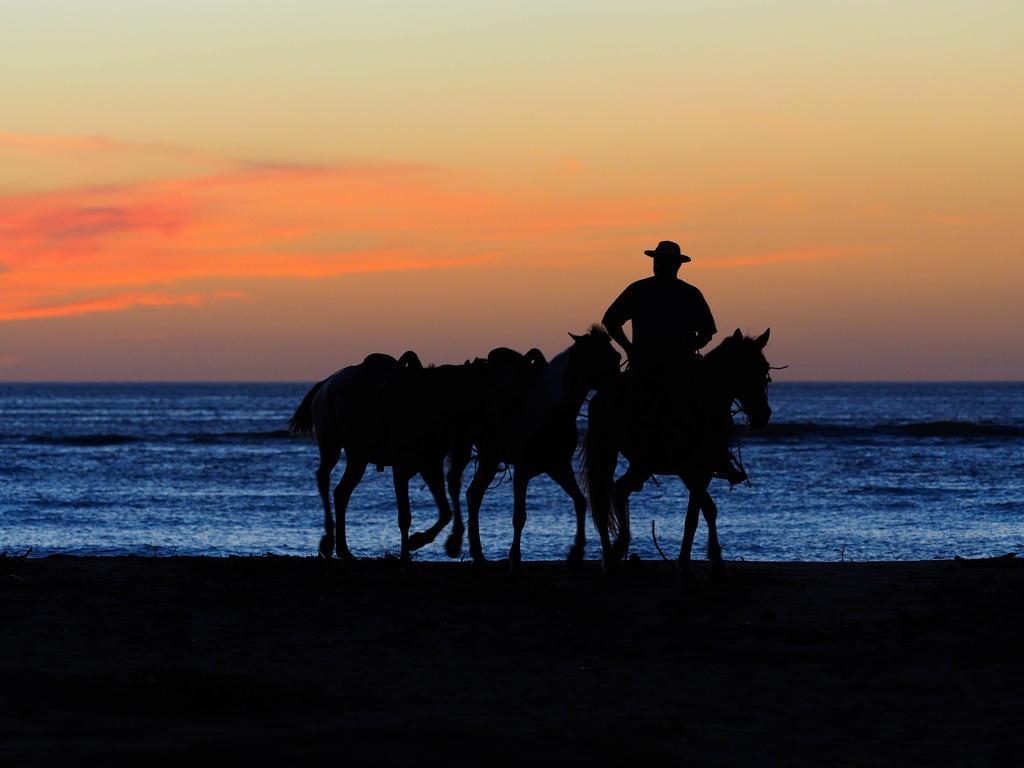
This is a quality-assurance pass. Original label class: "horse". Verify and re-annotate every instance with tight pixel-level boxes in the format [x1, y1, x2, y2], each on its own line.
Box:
[412, 345, 548, 561]
[288, 351, 486, 565]
[581, 329, 773, 579]
[443, 326, 621, 571]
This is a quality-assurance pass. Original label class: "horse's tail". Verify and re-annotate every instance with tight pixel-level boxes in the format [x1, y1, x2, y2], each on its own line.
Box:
[288, 379, 327, 437]
[581, 392, 620, 537]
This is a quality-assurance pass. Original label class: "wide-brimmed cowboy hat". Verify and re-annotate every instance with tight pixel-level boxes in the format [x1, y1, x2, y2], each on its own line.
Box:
[644, 240, 691, 262]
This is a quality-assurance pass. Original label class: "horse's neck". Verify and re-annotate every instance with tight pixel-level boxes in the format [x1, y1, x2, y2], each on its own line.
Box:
[534, 348, 572, 410]
[698, 353, 740, 413]
[518, 348, 576, 433]
[560, 348, 594, 415]
[547, 346, 595, 412]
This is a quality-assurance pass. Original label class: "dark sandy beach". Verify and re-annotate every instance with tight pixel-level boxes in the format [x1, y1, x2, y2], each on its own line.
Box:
[2, 555, 1021, 764]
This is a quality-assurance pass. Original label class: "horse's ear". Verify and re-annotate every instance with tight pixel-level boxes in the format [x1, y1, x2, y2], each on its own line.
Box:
[755, 328, 770, 349]
[568, 332, 583, 342]
[732, 329, 743, 341]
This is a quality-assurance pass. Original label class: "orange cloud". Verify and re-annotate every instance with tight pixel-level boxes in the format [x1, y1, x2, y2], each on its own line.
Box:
[0, 132, 130, 153]
[0, 162, 497, 321]
[0, 136, 690, 323]
[3, 293, 204, 322]
[0, 131, 218, 163]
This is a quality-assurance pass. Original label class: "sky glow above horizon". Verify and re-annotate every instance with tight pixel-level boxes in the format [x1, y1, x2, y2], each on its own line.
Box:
[2, 1, 1022, 380]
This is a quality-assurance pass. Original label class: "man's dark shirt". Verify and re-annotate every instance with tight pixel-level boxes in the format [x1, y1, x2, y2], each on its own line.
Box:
[603, 276, 716, 371]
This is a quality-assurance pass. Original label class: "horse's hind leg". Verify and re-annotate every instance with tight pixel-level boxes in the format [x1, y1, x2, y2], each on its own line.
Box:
[547, 462, 588, 569]
[408, 460, 453, 552]
[316, 444, 341, 558]
[444, 444, 471, 558]
[701, 489, 727, 581]
[333, 455, 367, 563]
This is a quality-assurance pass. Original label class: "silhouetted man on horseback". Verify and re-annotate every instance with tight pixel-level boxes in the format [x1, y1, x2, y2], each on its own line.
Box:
[602, 240, 746, 484]
[603, 240, 715, 372]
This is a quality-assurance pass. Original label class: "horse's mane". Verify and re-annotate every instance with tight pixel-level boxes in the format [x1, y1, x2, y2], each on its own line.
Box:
[703, 332, 749, 363]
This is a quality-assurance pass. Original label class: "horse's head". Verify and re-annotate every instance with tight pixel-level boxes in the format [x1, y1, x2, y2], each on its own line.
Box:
[568, 325, 622, 390]
[707, 328, 773, 429]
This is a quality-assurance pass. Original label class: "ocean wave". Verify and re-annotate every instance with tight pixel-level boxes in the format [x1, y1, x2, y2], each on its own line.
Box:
[6, 429, 294, 447]
[748, 420, 1024, 441]
[24, 434, 142, 447]
[4, 421, 1021, 448]
[186, 429, 293, 443]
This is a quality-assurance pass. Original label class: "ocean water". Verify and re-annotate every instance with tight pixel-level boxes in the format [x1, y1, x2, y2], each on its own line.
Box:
[0, 382, 1021, 562]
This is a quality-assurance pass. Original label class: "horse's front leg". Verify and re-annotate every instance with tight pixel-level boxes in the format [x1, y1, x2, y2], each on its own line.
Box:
[507, 465, 532, 574]
[546, 461, 588, 569]
[701, 489, 727, 581]
[444, 442, 472, 558]
[676, 480, 704, 582]
[408, 459, 453, 552]
[392, 465, 414, 567]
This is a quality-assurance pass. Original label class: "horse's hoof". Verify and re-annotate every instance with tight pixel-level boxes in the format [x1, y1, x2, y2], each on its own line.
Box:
[407, 531, 429, 551]
[610, 539, 629, 562]
[469, 555, 489, 571]
[444, 534, 463, 559]
[601, 557, 621, 575]
[319, 536, 334, 559]
[710, 562, 728, 583]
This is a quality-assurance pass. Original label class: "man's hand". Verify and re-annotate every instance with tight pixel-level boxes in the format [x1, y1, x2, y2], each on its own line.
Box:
[602, 316, 633, 361]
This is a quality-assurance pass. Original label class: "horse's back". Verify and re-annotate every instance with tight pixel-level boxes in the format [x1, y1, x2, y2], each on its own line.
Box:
[474, 348, 550, 456]
[312, 356, 399, 451]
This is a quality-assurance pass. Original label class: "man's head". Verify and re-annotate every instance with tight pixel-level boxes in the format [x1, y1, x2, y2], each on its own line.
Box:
[644, 240, 690, 278]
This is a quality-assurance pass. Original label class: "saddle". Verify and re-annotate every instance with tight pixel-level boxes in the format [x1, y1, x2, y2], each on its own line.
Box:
[479, 347, 547, 454]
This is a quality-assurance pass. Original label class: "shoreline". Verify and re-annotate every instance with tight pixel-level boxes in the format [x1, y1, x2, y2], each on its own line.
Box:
[2, 556, 1021, 762]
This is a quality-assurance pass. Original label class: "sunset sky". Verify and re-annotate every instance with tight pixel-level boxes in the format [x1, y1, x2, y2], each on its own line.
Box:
[2, 1, 1022, 380]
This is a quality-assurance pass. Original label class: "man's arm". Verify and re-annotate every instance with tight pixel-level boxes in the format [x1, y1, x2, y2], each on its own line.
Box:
[693, 289, 717, 352]
[602, 288, 634, 359]
[603, 316, 633, 359]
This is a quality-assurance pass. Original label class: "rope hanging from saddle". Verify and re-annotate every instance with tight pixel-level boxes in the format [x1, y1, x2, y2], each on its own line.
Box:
[728, 400, 751, 488]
